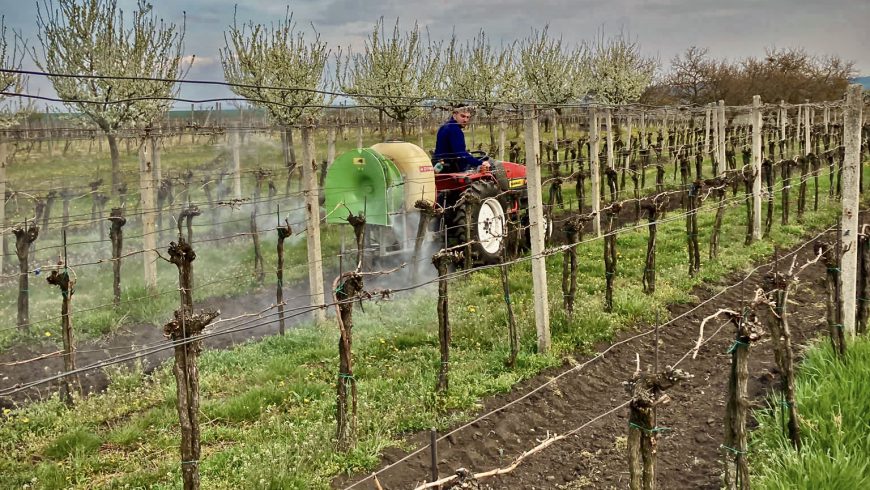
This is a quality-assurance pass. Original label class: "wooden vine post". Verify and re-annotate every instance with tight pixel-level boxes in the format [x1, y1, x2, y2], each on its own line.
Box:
[411, 200, 439, 283]
[333, 271, 363, 450]
[742, 166, 755, 246]
[816, 241, 846, 357]
[781, 159, 792, 225]
[707, 177, 727, 259]
[603, 204, 621, 312]
[14, 221, 39, 330]
[762, 159, 774, 237]
[858, 227, 870, 335]
[276, 218, 292, 335]
[720, 308, 763, 490]
[433, 250, 461, 393]
[641, 197, 664, 294]
[626, 365, 691, 490]
[561, 215, 585, 314]
[760, 261, 813, 452]
[108, 208, 126, 306]
[796, 156, 808, 220]
[46, 234, 79, 404]
[250, 171, 267, 284]
[501, 244, 519, 368]
[686, 181, 701, 276]
[165, 239, 219, 490]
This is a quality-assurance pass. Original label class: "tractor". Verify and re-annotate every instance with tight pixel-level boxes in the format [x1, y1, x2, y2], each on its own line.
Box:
[323, 141, 532, 266]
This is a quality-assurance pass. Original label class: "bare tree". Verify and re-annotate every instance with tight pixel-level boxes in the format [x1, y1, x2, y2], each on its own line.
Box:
[336, 18, 440, 138]
[668, 46, 715, 105]
[221, 7, 330, 176]
[588, 29, 658, 105]
[34, 0, 187, 196]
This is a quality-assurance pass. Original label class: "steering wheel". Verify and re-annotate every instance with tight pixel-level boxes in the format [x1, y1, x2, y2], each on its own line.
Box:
[469, 150, 491, 161]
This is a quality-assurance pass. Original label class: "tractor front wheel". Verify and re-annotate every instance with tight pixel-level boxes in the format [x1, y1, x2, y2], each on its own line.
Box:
[450, 181, 506, 264]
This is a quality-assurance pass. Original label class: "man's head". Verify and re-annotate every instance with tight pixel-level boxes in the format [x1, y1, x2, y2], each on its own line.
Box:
[452, 104, 474, 128]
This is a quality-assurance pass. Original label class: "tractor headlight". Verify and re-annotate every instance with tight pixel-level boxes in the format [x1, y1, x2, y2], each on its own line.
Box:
[509, 178, 526, 189]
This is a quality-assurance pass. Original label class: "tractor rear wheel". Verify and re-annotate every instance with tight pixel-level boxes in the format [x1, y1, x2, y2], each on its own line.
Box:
[450, 180, 506, 264]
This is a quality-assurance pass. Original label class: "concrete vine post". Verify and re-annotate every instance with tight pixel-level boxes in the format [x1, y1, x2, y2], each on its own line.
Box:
[139, 137, 158, 292]
[14, 222, 39, 330]
[333, 271, 363, 450]
[626, 366, 691, 490]
[165, 238, 219, 490]
[230, 125, 242, 200]
[46, 233, 78, 404]
[523, 106, 551, 353]
[276, 218, 291, 335]
[108, 208, 126, 306]
[590, 109, 602, 237]
[841, 84, 862, 336]
[752, 96, 763, 241]
[302, 123, 326, 323]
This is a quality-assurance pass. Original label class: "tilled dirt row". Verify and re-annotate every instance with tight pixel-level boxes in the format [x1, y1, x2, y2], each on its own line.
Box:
[337, 225, 835, 489]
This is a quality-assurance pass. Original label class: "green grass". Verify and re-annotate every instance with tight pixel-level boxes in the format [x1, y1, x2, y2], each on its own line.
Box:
[750, 336, 870, 490]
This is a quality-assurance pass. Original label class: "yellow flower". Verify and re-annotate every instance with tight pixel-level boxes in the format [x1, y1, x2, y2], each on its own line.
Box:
[467, 306, 477, 313]
[379, 338, 385, 344]
[21, 417, 30, 423]
[44, 331, 52, 337]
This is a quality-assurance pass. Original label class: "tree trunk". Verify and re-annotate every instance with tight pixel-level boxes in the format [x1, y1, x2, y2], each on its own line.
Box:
[108, 133, 121, 198]
[109, 208, 126, 306]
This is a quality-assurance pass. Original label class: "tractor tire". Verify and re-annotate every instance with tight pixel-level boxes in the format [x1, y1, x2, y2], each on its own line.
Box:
[521, 211, 554, 251]
[449, 180, 507, 264]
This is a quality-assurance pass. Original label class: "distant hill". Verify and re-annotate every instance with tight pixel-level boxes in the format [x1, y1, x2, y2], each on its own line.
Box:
[853, 76, 870, 89]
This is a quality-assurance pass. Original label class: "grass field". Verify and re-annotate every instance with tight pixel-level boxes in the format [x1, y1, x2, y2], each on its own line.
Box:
[751, 336, 870, 489]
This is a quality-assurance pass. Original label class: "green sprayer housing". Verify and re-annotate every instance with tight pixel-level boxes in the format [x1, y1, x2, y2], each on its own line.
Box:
[324, 148, 405, 226]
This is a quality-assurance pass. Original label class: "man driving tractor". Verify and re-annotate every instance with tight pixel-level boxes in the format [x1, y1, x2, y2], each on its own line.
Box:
[433, 104, 491, 173]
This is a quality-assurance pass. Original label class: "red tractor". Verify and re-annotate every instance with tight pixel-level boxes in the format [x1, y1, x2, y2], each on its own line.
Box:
[323, 141, 534, 265]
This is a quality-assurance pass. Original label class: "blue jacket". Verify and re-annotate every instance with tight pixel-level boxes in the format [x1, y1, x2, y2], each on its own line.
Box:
[433, 117, 485, 172]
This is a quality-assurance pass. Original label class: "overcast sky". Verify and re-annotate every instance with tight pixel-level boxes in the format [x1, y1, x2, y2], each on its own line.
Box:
[2, 0, 867, 108]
